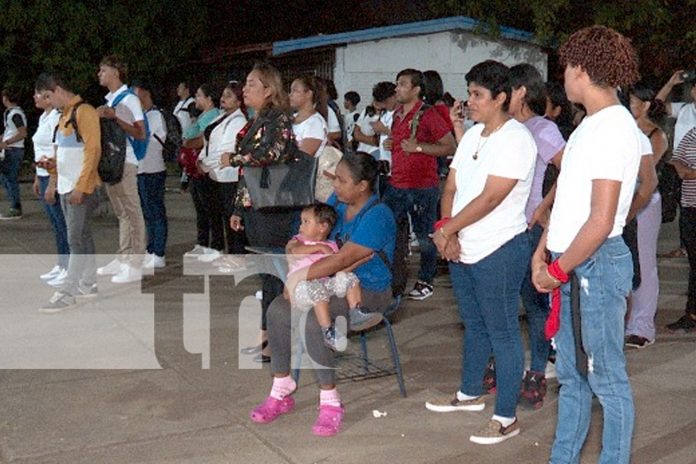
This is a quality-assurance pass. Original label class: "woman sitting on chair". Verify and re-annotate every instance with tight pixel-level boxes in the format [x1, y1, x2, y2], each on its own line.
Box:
[248, 152, 396, 437]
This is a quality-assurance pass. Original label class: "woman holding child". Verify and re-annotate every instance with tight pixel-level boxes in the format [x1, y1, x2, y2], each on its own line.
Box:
[249, 152, 396, 437]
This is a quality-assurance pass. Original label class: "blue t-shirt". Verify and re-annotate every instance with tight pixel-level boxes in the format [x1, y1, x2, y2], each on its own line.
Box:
[328, 194, 396, 292]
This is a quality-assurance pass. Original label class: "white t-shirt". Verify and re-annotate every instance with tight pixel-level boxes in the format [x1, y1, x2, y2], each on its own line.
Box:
[3, 106, 27, 148]
[138, 108, 167, 174]
[378, 110, 395, 163]
[345, 110, 360, 142]
[450, 119, 536, 263]
[32, 109, 60, 177]
[293, 112, 327, 156]
[199, 109, 246, 183]
[675, 102, 696, 150]
[356, 108, 379, 154]
[547, 105, 641, 253]
[174, 97, 196, 135]
[105, 85, 145, 166]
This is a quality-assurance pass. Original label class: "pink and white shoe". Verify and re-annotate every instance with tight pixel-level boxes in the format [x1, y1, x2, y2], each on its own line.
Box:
[249, 396, 295, 424]
[311, 404, 345, 437]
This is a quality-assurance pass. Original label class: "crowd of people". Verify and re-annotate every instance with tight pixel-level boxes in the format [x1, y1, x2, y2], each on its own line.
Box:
[0, 23, 695, 461]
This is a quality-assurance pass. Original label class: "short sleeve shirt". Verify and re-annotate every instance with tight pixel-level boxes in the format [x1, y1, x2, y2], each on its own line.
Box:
[138, 109, 167, 174]
[390, 101, 452, 188]
[105, 85, 145, 166]
[672, 127, 696, 207]
[293, 112, 327, 156]
[328, 194, 396, 292]
[523, 116, 566, 222]
[450, 119, 536, 263]
[547, 105, 642, 252]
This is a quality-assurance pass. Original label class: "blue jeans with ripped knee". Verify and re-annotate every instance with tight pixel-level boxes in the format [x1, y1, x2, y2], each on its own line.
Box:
[549, 236, 634, 464]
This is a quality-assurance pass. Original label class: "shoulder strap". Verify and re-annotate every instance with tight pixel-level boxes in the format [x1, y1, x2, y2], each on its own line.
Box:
[410, 103, 432, 140]
[109, 89, 133, 108]
[57, 101, 85, 144]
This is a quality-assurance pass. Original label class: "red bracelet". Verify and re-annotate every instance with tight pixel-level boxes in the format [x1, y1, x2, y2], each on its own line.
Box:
[433, 217, 450, 232]
[547, 259, 570, 284]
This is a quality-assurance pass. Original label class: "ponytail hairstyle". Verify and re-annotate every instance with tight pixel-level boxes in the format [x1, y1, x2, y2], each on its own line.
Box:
[629, 83, 667, 124]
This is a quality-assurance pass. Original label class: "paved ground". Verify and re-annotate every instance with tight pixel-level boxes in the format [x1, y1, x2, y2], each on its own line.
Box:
[1, 179, 695, 464]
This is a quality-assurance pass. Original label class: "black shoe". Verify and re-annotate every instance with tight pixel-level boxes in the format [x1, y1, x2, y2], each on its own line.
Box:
[241, 340, 268, 355]
[666, 315, 696, 333]
[253, 353, 271, 363]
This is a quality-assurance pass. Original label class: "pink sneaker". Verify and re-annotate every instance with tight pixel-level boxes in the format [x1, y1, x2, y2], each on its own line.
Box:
[250, 396, 295, 424]
[311, 404, 345, 437]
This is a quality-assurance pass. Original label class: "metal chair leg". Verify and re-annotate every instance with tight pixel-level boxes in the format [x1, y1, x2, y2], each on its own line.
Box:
[383, 318, 407, 397]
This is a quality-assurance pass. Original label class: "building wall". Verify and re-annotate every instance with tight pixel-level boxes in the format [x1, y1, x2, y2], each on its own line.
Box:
[333, 30, 546, 108]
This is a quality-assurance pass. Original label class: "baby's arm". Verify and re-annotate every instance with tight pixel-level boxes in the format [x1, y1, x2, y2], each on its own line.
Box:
[287, 240, 335, 256]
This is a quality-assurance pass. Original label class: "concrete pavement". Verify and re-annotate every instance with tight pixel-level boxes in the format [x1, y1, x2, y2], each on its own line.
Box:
[1, 179, 695, 464]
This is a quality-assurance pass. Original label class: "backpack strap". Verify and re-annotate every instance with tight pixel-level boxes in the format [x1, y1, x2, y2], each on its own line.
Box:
[56, 100, 86, 144]
[409, 102, 432, 140]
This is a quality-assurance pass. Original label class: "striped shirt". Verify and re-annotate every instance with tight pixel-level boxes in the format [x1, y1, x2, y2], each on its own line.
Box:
[673, 127, 696, 207]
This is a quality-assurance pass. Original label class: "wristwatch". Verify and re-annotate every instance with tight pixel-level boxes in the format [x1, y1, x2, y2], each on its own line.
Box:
[416, 145, 423, 153]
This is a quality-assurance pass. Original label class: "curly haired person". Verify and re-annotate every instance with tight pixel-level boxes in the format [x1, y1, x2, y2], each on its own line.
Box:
[531, 26, 641, 464]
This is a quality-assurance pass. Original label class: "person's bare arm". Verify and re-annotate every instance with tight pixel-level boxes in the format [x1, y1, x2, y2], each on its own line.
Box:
[400, 132, 456, 157]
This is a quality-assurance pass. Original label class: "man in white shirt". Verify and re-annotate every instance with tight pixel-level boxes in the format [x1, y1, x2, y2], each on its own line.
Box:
[174, 82, 197, 135]
[132, 80, 168, 269]
[96, 55, 148, 284]
[0, 88, 27, 219]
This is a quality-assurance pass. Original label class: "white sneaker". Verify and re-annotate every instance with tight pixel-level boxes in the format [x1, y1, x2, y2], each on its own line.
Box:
[197, 249, 222, 263]
[47, 268, 68, 288]
[111, 264, 143, 284]
[41, 265, 63, 281]
[143, 254, 166, 269]
[184, 245, 209, 258]
[97, 258, 123, 276]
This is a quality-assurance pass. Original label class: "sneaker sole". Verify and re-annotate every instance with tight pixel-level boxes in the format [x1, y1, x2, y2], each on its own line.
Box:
[39, 303, 76, 314]
[407, 292, 433, 301]
[469, 428, 520, 445]
[350, 315, 383, 332]
[425, 401, 485, 412]
[625, 339, 655, 349]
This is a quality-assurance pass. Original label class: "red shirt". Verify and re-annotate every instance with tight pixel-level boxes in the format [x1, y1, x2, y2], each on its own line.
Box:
[390, 101, 451, 189]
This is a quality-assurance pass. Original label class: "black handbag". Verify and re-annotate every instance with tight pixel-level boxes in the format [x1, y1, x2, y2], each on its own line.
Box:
[244, 149, 317, 210]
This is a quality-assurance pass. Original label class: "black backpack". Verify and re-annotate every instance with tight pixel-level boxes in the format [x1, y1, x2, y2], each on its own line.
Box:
[152, 107, 182, 162]
[59, 100, 127, 185]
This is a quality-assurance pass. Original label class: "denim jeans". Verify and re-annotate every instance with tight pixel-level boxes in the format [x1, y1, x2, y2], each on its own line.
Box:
[382, 184, 438, 283]
[520, 224, 551, 373]
[137, 171, 168, 257]
[38, 176, 70, 269]
[550, 236, 634, 464]
[59, 191, 98, 296]
[449, 232, 528, 418]
[0, 147, 24, 210]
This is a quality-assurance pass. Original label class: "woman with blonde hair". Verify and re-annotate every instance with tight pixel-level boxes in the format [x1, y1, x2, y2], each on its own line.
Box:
[229, 63, 297, 363]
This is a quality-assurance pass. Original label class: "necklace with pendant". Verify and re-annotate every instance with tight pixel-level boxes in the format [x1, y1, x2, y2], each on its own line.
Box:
[473, 120, 508, 160]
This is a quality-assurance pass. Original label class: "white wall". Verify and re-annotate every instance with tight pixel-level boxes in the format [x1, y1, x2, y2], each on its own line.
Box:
[333, 30, 547, 108]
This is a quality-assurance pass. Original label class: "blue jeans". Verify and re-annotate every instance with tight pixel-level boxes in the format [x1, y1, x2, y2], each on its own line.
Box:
[550, 237, 634, 464]
[449, 232, 529, 418]
[137, 171, 168, 257]
[38, 176, 70, 269]
[382, 184, 438, 283]
[0, 147, 23, 210]
[520, 224, 551, 373]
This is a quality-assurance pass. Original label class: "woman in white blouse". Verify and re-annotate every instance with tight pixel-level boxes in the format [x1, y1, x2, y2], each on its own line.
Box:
[289, 75, 328, 157]
[199, 81, 248, 259]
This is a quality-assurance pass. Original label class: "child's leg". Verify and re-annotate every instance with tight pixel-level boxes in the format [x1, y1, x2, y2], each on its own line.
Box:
[313, 300, 332, 328]
[346, 283, 362, 310]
